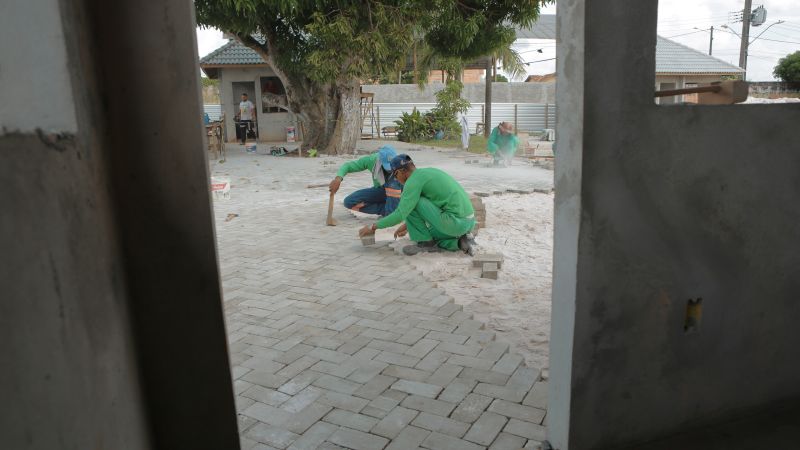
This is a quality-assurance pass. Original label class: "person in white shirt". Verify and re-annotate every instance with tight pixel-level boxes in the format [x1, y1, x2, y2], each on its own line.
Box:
[237, 93, 256, 145]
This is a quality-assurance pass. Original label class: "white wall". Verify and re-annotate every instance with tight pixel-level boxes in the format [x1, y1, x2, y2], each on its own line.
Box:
[221, 66, 294, 141]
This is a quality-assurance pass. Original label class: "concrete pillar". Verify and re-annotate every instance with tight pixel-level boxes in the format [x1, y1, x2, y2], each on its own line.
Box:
[1, 0, 239, 448]
[552, 1, 800, 449]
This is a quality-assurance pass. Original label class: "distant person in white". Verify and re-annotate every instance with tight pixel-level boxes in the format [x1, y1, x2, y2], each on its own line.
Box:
[458, 112, 469, 151]
[237, 93, 256, 145]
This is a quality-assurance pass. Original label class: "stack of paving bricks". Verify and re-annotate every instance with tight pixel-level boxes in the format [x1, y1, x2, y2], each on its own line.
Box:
[475, 253, 504, 280]
[470, 195, 486, 235]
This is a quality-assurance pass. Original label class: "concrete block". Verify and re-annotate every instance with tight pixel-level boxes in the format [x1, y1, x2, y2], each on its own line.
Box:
[464, 411, 508, 446]
[371, 406, 419, 439]
[400, 394, 457, 417]
[488, 432, 527, 450]
[473, 254, 504, 269]
[487, 399, 546, 424]
[390, 379, 443, 398]
[450, 393, 493, 423]
[474, 192, 491, 197]
[360, 235, 375, 246]
[422, 432, 485, 450]
[323, 408, 379, 432]
[385, 425, 431, 450]
[481, 263, 498, 279]
[327, 427, 388, 450]
[503, 418, 546, 441]
[412, 412, 470, 438]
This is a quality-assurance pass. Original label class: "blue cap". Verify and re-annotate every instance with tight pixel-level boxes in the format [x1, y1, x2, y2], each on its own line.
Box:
[390, 154, 413, 171]
[378, 145, 398, 171]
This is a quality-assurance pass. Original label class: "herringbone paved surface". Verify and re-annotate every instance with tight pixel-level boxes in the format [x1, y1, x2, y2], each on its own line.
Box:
[213, 148, 549, 450]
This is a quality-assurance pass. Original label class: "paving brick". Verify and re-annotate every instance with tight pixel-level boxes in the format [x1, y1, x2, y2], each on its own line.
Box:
[522, 381, 548, 409]
[375, 351, 421, 368]
[401, 395, 456, 417]
[383, 365, 431, 382]
[277, 356, 320, 379]
[416, 350, 452, 372]
[367, 395, 402, 413]
[436, 341, 482, 357]
[284, 402, 333, 434]
[477, 341, 510, 362]
[390, 379, 443, 398]
[237, 396, 256, 413]
[488, 432, 527, 450]
[336, 335, 372, 355]
[287, 422, 338, 450]
[281, 386, 324, 413]
[458, 368, 510, 385]
[412, 412, 470, 438]
[313, 374, 361, 394]
[244, 423, 300, 449]
[438, 378, 477, 404]
[327, 315, 360, 332]
[353, 374, 396, 400]
[396, 327, 429, 345]
[347, 359, 390, 384]
[450, 393, 493, 424]
[360, 406, 389, 419]
[508, 367, 539, 392]
[242, 402, 292, 428]
[405, 338, 440, 358]
[473, 383, 528, 403]
[464, 412, 508, 446]
[317, 390, 370, 413]
[487, 399, 546, 424]
[524, 439, 544, 449]
[371, 406, 419, 439]
[244, 370, 290, 389]
[416, 320, 457, 333]
[278, 370, 323, 396]
[425, 331, 468, 345]
[367, 339, 412, 354]
[327, 427, 389, 450]
[242, 385, 291, 407]
[504, 419, 547, 441]
[491, 354, 523, 376]
[323, 409, 379, 432]
[448, 355, 495, 371]
[307, 348, 350, 364]
[421, 432, 486, 450]
[385, 425, 431, 450]
[426, 364, 463, 387]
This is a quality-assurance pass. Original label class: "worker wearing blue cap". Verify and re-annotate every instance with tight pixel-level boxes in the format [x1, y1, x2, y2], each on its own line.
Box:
[359, 154, 476, 256]
[329, 145, 403, 217]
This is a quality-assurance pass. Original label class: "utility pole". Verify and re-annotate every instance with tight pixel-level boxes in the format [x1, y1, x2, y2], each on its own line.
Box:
[484, 57, 493, 138]
[739, 0, 752, 78]
[709, 26, 714, 55]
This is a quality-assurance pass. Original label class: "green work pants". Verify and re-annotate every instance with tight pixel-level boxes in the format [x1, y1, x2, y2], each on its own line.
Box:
[406, 197, 476, 251]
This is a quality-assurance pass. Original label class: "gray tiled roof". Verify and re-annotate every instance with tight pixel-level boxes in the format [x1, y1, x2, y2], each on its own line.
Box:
[199, 40, 264, 66]
[515, 14, 556, 40]
[656, 36, 743, 74]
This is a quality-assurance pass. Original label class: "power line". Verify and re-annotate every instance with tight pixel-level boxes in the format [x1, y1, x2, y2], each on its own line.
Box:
[665, 30, 707, 38]
[523, 58, 556, 65]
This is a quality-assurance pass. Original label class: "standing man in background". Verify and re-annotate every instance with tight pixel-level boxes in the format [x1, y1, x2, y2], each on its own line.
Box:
[237, 92, 256, 145]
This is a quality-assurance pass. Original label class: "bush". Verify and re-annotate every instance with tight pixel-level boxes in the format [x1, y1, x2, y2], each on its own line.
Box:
[395, 110, 430, 142]
[394, 81, 471, 142]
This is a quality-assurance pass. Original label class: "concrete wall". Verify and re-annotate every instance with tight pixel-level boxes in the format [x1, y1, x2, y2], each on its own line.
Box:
[1, 0, 239, 448]
[221, 66, 295, 141]
[551, 1, 800, 449]
[362, 82, 556, 104]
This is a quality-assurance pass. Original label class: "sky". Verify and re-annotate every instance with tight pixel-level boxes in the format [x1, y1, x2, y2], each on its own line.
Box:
[196, 1, 800, 81]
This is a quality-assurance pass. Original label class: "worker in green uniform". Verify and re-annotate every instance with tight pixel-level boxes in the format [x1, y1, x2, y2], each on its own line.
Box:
[329, 145, 402, 216]
[487, 122, 519, 166]
[359, 154, 476, 256]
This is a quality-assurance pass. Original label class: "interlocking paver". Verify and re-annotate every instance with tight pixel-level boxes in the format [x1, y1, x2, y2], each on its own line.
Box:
[327, 427, 389, 450]
[464, 412, 507, 446]
[214, 150, 546, 450]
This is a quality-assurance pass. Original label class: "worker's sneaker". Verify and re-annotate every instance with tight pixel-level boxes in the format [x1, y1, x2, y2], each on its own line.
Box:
[402, 241, 442, 256]
[458, 234, 476, 256]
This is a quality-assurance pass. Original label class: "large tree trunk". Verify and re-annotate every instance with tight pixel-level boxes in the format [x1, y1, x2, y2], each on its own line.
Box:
[235, 35, 361, 155]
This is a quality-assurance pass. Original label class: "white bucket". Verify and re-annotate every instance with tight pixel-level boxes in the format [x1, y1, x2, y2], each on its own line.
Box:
[245, 143, 257, 153]
[210, 177, 231, 200]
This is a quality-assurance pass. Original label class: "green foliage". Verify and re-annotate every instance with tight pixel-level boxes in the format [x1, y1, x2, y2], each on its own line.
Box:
[395, 109, 430, 142]
[200, 77, 220, 87]
[493, 74, 508, 82]
[774, 51, 800, 82]
[395, 80, 470, 142]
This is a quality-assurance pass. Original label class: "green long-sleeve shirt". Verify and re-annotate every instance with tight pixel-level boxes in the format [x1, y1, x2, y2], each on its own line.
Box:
[336, 154, 385, 188]
[486, 127, 519, 155]
[377, 168, 474, 229]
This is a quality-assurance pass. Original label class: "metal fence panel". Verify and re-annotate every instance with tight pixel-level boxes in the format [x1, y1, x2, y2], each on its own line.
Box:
[371, 103, 556, 136]
[204, 104, 222, 121]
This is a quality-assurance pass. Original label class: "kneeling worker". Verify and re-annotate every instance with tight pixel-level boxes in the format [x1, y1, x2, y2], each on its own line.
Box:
[359, 154, 476, 256]
[487, 121, 519, 166]
[329, 145, 402, 217]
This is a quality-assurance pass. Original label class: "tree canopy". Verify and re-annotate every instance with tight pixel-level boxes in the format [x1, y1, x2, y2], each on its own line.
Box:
[773, 51, 800, 83]
[195, 0, 549, 153]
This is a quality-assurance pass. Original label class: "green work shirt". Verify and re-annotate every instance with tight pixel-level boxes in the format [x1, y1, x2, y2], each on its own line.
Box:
[336, 154, 385, 188]
[377, 168, 474, 229]
[487, 126, 519, 154]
